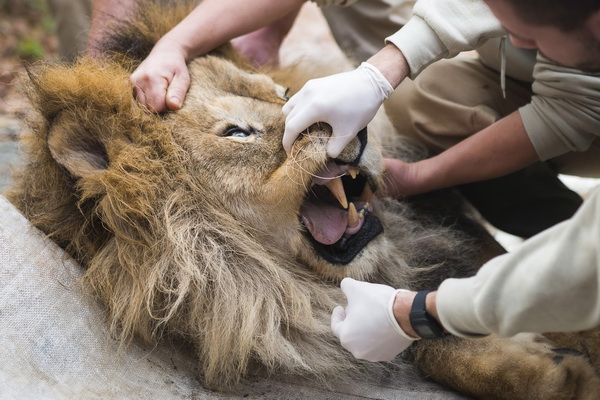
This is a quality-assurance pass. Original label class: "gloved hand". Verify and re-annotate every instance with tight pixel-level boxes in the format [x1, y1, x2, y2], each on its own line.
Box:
[331, 278, 417, 362]
[282, 62, 394, 158]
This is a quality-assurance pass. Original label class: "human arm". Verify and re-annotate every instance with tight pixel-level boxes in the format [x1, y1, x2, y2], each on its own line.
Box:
[130, 0, 306, 112]
[282, 43, 408, 158]
[231, 8, 301, 68]
[282, 0, 504, 157]
[519, 54, 600, 162]
[384, 111, 539, 197]
[333, 188, 600, 353]
[436, 186, 600, 337]
[386, 0, 505, 78]
[330, 278, 418, 361]
[88, 0, 135, 58]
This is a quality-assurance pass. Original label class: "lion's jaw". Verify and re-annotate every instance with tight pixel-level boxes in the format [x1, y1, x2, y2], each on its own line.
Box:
[169, 56, 389, 282]
[285, 127, 389, 281]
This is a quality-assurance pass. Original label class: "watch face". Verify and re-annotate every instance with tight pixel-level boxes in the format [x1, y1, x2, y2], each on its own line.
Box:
[416, 324, 435, 338]
[410, 290, 447, 339]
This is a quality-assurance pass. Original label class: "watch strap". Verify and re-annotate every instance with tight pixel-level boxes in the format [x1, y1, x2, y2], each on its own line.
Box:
[409, 289, 447, 339]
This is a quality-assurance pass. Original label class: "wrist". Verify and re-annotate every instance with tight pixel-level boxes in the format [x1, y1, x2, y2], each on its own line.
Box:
[392, 290, 420, 339]
[366, 43, 409, 89]
[153, 35, 190, 60]
[393, 290, 446, 339]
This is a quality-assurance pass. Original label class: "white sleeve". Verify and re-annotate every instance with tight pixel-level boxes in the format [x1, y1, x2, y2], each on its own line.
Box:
[520, 54, 600, 161]
[436, 186, 600, 338]
[385, 0, 505, 78]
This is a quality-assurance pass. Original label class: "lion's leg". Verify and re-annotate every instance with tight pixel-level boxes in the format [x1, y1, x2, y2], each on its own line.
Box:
[545, 328, 600, 376]
[411, 334, 600, 400]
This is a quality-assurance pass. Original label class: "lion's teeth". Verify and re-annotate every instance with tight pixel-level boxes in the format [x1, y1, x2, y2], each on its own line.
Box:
[325, 177, 348, 209]
[348, 203, 359, 227]
[359, 184, 373, 203]
[348, 167, 359, 179]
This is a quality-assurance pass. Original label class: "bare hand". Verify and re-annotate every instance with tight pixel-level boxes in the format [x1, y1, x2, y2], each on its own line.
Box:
[130, 38, 191, 112]
[382, 158, 425, 198]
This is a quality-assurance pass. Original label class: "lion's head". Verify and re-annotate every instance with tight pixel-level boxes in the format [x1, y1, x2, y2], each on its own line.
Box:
[8, 0, 486, 390]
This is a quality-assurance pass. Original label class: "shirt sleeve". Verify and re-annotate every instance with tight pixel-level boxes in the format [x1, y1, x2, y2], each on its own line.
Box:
[385, 0, 505, 78]
[436, 186, 600, 338]
[519, 54, 600, 161]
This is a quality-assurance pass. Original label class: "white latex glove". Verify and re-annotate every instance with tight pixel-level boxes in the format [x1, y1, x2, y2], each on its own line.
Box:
[282, 62, 394, 158]
[331, 278, 417, 362]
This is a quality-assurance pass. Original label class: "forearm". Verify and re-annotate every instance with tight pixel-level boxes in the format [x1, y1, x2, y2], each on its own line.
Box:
[160, 0, 306, 60]
[437, 187, 600, 337]
[412, 111, 540, 193]
[89, 0, 134, 52]
[386, 0, 505, 78]
[366, 43, 410, 89]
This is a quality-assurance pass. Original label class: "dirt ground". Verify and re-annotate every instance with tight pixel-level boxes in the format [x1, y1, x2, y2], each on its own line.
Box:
[0, 0, 58, 189]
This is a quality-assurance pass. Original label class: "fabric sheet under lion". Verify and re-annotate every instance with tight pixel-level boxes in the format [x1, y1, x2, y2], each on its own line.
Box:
[0, 195, 468, 399]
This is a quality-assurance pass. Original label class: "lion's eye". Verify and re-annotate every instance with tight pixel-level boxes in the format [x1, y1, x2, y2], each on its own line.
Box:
[224, 126, 252, 138]
[222, 126, 258, 143]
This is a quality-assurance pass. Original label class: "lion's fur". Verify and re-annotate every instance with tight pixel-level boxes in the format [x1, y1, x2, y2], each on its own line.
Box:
[10, 12, 484, 388]
[12, 1, 600, 397]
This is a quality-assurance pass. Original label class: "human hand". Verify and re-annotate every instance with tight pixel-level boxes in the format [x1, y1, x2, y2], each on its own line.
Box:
[331, 278, 417, 362]
[383, 158, 429, 198]
[282, 62, 393, 158]
[130, 38, 191, 112]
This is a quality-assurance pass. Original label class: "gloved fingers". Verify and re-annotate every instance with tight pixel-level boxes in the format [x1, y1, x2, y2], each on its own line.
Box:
[281, 93, 297, 116]
[330, 305, 347, 338]
[283, 107, 321, 155]
[339, 277, 357, 296]
[340, 277, 364, 306]
[326, 130, 357, 158]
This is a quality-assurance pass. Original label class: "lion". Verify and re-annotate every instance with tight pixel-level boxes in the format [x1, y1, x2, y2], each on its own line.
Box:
[7, 1, 600, 398]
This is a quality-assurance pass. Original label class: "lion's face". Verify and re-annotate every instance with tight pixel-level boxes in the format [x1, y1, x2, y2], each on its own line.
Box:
[169, 56, 387, 280]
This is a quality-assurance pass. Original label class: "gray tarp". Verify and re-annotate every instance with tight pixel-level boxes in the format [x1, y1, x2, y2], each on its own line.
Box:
[0, 195, 468, 399]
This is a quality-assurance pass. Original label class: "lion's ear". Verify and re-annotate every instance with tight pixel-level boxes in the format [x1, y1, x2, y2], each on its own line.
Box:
[47, 111, 109, 178]
[29, 58, 139, 178]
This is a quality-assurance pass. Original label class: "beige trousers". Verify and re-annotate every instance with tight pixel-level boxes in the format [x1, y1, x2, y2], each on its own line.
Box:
[384, 55, 600, 177]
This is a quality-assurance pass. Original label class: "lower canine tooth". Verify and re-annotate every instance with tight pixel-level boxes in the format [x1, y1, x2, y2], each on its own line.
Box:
[348, 203, 359, 227]
[359, 184, 373, 203]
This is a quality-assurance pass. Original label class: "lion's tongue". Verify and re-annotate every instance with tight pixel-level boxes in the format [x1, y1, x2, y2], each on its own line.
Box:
[301, 186, 348, 245]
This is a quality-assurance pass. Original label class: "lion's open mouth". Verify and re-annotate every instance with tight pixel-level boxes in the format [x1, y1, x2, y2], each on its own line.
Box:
[301, 160, 383, 265]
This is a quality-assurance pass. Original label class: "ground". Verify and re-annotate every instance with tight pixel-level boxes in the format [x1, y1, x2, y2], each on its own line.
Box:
[0, 0, 58, 190]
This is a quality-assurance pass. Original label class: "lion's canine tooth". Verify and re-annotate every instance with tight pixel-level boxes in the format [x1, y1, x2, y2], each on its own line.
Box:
[348, 167, 359, 179]
[348, 203, 359, 227]
[359, 184, 373, 203]
[325, 177, 348, 209]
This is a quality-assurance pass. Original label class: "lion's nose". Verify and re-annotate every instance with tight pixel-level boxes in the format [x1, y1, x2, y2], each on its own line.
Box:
[334, 127, 368, 165]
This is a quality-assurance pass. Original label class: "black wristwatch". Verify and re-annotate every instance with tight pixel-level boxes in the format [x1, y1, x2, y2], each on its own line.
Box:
[409, 289, 447, 339]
